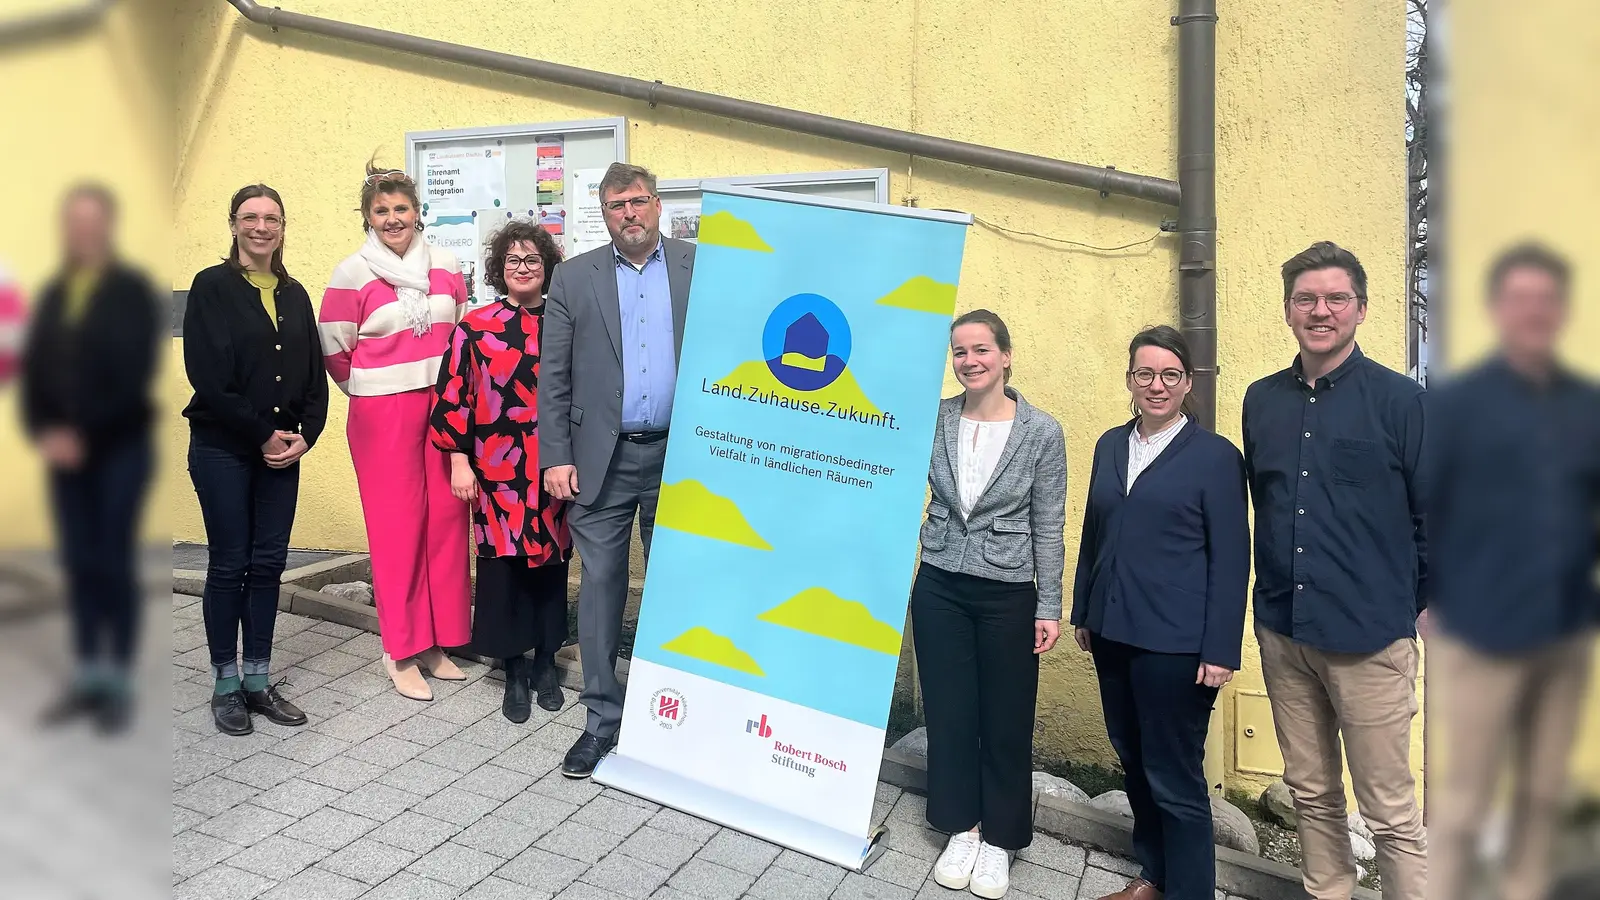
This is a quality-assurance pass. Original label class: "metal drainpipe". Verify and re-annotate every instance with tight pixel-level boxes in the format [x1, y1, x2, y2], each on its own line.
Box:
[1175, 0, 1224, 798]
[1176, 0, 1219, 432]
[223, 0, 1180, 207]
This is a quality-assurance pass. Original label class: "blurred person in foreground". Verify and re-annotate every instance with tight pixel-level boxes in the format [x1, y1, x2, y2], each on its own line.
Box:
[19, 184, 159, 734]
[1242, 241, 1428, 900]
[183, 185, 326, 735]
[1424, 243, 1600, 900]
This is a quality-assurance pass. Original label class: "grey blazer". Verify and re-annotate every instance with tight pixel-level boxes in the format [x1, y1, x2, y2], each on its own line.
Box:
[537, 238, 696, 506]
[918, 389, 1068, 619]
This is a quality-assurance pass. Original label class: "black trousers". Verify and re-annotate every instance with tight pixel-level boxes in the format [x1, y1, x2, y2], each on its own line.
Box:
[910, 563, 1039, 851]
[48, 432, 152, 669]
[471, 556, 570, 660]
[188, 434, 300, 678]
[1091, 636, 1219, 900]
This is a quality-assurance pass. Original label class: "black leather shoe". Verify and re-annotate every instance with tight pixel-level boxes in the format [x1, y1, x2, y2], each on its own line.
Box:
[95, 692, 133, 735]
[501, 657, 531, 724]
[532, 656, 564, 712]
[38, 685, 99, 728]
[245, 683, 307, 726]
[561, 731, 615, 779]
[211, 690, 253, 736]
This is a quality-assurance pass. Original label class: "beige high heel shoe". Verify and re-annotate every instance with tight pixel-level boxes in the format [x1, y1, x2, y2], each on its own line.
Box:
[384, 653, 432, 701]
[416, 647, 466, 681]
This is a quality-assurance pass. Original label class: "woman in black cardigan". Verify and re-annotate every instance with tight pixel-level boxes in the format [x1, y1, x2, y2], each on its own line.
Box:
[22, 184, 159, 734]
[182, 184, 327, 736]
[1071, 326, 1249, 900]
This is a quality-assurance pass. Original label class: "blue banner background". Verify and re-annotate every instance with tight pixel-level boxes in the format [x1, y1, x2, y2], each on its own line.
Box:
[632, 189, 968, 729]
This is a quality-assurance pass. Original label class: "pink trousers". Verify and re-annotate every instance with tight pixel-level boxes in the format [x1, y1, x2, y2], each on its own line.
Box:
[348, 389, 470, 659]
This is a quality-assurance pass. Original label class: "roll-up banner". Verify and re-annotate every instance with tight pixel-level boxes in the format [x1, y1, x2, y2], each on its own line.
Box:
[594, 184, 971, 868]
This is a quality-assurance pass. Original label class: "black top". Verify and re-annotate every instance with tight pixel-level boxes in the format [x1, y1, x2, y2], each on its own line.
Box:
[1071, 419, 1251, 670]
[20, 263, 160, 452]
[1426, 357, 1600, 654]
[181, 263, 327, 456]
[1242, 345, 1428, 654]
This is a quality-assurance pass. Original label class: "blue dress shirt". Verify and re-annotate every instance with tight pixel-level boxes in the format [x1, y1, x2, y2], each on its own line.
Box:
[614, 240, 676, 432]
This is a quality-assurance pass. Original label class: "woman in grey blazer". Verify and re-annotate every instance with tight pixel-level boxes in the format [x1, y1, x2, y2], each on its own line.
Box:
[914, 309, 1067, 900]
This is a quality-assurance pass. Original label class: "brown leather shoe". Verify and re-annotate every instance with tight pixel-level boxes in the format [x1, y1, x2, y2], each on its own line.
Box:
[1097, 878, 1162, 900]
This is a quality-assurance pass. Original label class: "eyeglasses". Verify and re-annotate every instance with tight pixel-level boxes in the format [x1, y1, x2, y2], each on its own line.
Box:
[364, 170, 413, 185]
[602, 195, 655, 213]
[235, 213, 284, 230]
[1289, 292, 1361, 313]
[504, 255, 544, 271]
[1129, 368, 1188, 388]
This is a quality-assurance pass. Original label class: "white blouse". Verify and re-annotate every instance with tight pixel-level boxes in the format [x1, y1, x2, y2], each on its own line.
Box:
[1126, 414, 1188, 493]
[957, 416, 1015, 519]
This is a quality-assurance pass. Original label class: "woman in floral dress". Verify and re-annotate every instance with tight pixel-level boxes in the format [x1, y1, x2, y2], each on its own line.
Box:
[430, 219, 571, 723]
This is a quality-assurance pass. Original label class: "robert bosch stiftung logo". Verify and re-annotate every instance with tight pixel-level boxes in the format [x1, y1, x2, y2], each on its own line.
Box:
[745, 714, 772, 738]
[762, 293, 852, 391]
[649, 688, 687, 730]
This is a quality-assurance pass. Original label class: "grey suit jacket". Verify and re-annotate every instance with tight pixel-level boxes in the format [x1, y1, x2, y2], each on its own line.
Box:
[537, 238, 696, 506]
[918, 389, 1068, 619]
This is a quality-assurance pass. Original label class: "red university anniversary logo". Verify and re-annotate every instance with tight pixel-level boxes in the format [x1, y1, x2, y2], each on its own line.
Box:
[648, 688, 687, 730]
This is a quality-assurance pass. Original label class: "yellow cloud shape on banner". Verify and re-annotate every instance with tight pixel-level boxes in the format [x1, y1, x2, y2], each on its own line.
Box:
[661, 627, 766, 676]
[657, 479, 772, 550]
[698, 210, 774, 252]
[757, 587, 903, 656]
[715, 361, 882, 416]
[875, 275, 958, 316]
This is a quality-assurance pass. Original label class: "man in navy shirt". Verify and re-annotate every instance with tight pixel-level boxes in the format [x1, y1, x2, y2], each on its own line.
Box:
[1242, 242, 1427, 900]
[1426, 244, 1600, 900]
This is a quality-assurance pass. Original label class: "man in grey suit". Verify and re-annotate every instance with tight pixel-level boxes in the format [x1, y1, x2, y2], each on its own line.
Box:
[538, 162, 695, 778]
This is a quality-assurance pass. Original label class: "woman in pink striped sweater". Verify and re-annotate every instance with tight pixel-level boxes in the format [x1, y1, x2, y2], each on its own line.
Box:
[319, 164, 470, 701]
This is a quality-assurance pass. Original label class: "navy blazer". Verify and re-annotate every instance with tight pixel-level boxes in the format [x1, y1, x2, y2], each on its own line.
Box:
[1070, 418, 1251, 670]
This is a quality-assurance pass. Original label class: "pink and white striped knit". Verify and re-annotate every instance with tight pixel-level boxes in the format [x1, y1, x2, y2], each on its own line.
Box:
[318, 245, 466, 396]
[0, 267, 25, 384]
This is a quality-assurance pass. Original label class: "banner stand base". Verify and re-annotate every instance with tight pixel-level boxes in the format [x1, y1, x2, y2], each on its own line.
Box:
[595, 753, 885, 871]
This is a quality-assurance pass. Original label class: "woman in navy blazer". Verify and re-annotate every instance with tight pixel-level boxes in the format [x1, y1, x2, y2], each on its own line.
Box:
[1070, 326, 1249, 900]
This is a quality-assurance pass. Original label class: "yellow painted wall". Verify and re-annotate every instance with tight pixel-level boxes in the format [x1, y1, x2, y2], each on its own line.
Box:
[0, 0, 174, 548]
[171, 0, 1408, 793]
[1442, 0, 1600, 796]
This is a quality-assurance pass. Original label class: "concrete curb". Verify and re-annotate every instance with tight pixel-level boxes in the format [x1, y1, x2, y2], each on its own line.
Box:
[877, 746, 1380, 900]
[171, 573, 1373, 900]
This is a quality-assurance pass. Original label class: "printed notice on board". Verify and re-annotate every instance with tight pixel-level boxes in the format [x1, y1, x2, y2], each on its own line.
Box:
[664, 203, 701, 243]
[536, 136, 565, 205]
[421, 146, 507, 211]
[568, 167, 611, 257]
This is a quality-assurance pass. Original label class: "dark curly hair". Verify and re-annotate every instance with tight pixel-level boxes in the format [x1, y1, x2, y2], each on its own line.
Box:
[484, 218, 562, 296]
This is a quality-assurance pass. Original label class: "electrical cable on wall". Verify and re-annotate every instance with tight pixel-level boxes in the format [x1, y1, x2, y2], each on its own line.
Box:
[973, 215, 1167, 252]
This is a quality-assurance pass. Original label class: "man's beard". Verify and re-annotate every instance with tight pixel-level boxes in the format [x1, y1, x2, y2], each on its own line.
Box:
[617, 225, 655, 249]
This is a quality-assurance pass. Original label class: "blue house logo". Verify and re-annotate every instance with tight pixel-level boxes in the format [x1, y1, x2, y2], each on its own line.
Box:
[761, 293, 852, 391]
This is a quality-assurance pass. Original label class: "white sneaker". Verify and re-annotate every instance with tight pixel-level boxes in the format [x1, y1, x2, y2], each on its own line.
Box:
[932, 830, 982, 890]
[968, 841, 1010, 899]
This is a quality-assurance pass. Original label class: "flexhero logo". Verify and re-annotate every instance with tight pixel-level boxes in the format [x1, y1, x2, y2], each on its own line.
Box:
[745, 714, 772, 738]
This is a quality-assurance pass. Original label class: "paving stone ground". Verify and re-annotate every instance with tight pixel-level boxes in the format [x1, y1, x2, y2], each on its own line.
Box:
[172, 594, 1252, 900]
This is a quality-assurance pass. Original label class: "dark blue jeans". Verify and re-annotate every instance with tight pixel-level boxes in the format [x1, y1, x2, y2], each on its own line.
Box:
[188, 434, 300, 678]
[48, 433, 152, 668]
[1091, 636, 1219, 900]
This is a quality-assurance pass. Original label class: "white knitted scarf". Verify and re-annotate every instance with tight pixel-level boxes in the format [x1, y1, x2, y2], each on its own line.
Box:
[358, 229, 432, 338]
